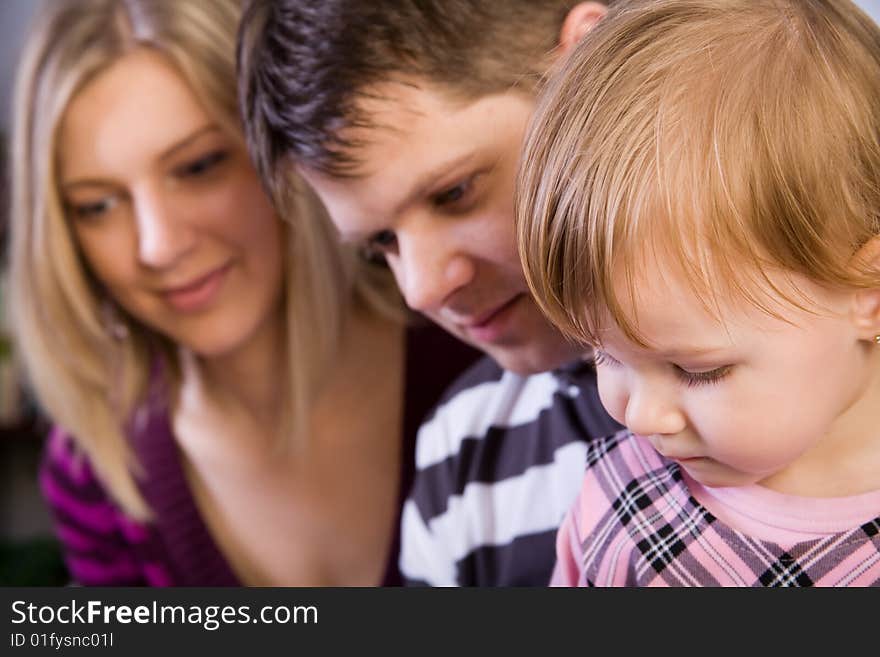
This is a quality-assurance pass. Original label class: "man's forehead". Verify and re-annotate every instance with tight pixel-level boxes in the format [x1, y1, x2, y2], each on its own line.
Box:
[324, 75, 531, 172]
[354, 77, 468, 124]
[335, 83, 463, 168]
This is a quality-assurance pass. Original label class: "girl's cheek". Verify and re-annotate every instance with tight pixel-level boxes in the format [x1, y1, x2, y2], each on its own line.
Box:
[596, 369, 629, 427]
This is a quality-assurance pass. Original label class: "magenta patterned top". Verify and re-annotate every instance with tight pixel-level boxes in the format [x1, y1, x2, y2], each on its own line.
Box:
[39, 322, 479, 586]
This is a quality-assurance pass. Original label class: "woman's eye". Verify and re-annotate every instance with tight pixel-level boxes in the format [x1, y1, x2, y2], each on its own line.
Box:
[175, 150, 228, 178]
[68, 196, 118, 220]
[676, 365, 733, 388]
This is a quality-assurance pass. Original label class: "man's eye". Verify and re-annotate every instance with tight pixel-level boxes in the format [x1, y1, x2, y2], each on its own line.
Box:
[368, 230, 397, 248]
[361, 230, 397, 264]
[432, 180, 471, 207]
[175, 150, 228, 178]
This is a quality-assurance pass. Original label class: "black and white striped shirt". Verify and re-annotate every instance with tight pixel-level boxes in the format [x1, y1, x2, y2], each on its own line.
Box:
[400, 356, 622, 586]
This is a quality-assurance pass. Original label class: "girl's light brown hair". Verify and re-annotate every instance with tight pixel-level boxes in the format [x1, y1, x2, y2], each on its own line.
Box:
[517, 0, 880, 347]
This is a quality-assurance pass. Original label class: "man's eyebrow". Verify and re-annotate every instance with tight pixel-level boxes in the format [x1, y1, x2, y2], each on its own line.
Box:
[387, 151, 478, 219]
[337, 151, 482, 244]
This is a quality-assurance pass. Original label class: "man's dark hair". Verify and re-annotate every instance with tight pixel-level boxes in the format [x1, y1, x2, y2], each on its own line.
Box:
[237, 0, 588, 182]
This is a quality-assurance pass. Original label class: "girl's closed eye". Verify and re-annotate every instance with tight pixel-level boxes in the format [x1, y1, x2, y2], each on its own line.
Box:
[674, 364, 733, 388]
[594, 348, 733, 387]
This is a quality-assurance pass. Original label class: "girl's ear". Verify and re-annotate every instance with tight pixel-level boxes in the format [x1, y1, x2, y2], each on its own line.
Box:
[852, 289, 880, 340]
[851, 236, 880, 341]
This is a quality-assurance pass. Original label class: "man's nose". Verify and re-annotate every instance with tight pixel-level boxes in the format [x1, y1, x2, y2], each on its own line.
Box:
[396, 234, 475, 313]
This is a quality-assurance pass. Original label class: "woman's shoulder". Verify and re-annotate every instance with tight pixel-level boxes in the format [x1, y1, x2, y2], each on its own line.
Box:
[39, 425, 165, 585]
[39, 426, 125, 534]
[40, 426, 101, 490]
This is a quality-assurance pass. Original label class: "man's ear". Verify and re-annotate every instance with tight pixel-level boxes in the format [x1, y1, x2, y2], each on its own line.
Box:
[558, 2, 609, 55]
[850, 236, 880, 341]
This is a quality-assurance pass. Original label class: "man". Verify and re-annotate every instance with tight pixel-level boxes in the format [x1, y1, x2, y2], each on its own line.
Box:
[237, 0, 621, 585]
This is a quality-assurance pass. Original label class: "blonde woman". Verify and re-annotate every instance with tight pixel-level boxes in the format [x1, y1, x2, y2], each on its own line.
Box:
[9, 0, 476, 586]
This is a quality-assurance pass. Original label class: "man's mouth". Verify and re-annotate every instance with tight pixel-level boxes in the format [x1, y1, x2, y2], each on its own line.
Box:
[456, 295, 523, 343]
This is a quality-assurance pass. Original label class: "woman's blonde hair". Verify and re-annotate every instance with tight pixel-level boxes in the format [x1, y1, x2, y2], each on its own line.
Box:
[517, 0, 880, 347]
[10, 0, 399, 519]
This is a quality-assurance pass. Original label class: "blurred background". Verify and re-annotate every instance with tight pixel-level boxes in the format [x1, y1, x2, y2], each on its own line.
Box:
[0, 0, 64, 585]
[1, 0, 880, 586]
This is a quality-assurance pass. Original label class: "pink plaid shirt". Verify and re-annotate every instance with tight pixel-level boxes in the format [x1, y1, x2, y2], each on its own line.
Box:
[553, 431, 880, 587]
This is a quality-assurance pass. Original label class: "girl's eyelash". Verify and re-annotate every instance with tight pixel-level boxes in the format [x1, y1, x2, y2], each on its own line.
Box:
[592, 350, 618, 367]
[676, 365, 733, 388]
[593, 349, 732, 387]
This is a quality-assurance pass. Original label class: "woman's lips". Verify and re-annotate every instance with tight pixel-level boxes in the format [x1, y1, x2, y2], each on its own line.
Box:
[162, 263, 231, 312]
